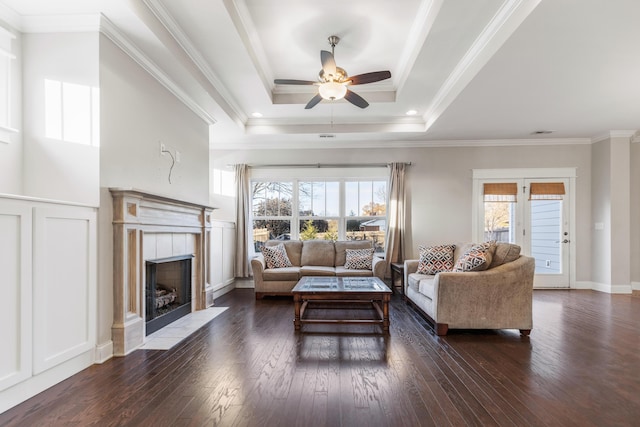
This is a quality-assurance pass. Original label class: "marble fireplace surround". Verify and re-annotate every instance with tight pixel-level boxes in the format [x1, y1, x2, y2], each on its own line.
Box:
[110, 188, 215, 356]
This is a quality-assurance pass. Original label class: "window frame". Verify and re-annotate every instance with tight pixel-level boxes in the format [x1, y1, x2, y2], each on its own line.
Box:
[250, 176, 388, 252]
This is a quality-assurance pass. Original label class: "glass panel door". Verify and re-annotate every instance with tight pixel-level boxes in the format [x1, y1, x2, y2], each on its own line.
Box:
[524, 178, 570, 287]
[478, 177, 571, 288]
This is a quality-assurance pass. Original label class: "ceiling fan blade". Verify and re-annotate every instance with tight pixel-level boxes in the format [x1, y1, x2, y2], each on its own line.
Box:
[320, 50, 337, 76]
[344, 90, 369, 109]
[348, 71, 392, 85]
[305, 93, 323, 109]
[274, 79, 317, 85]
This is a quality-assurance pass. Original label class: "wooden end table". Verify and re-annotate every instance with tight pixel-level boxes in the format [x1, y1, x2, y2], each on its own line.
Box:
[390, 262, 405, 294]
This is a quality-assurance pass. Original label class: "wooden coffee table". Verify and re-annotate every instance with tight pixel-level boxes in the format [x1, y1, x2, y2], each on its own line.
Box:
[292, 276, 392, 333]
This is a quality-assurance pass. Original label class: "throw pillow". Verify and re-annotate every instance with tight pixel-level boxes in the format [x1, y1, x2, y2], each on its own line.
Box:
[261, 243, 293, 269]
[453, 241, 496, 272]
[417, 244, 456, 275]
[344, 248, 374, 270]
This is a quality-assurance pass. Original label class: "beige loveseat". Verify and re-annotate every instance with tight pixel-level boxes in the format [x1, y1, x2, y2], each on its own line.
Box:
[252, 239, 386, 299]
[404, 242, 535, 336]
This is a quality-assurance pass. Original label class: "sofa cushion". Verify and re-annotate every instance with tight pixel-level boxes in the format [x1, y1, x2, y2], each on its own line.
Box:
[300, 265, 336, 276]
[407, 273, 430, 294]
[453, 242, 496, 272]
[265, 240, 303, 266]
[344, 248, 374, 269]
[335, 266, 373, 277]
[262, 266, 300, 281]
[335, 240, 373, 266]
[417, 244, 455, 274]
[261, 243, 293, 269]
[489, 242, 521, 269]
[418, 276, 437, 299]
[301, 240, 335, 267]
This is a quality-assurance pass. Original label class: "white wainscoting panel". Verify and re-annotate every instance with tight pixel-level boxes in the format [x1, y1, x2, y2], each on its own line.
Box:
[222, 226, 235, 284]
[0, 203, 32, 391]
[0, 195, 97, 413]
[32, 206, 97, 375]
[210, 220, 235, 291]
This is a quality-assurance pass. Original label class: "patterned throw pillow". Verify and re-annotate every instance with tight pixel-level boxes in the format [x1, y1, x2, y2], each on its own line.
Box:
[261, 243, 293, 269]
[344, 248, 374, 270]
[453, 241, 495, 272]
[417, 244, 456, 275]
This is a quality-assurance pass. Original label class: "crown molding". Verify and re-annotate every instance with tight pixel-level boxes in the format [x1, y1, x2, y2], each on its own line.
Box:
[394, 0, 443, 92]
[591, 130, 638, 143]
[99, 15, 216, 125]
[423, 0, 542, 131]
[211, 136, 592, 151]
[143, 0, 247, 124]
[0, 3, 21, 32]
[20, 14, 101, 33]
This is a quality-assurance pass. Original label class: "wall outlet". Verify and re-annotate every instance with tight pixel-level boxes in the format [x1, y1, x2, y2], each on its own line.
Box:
[176, 151, 181, 163]
[160, 143, 165, 155]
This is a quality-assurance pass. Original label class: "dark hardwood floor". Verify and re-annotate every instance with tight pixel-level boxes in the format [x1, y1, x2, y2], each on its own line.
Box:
[2, 288, 639, 426]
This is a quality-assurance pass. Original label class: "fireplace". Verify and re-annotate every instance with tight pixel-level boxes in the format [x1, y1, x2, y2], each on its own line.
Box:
[145, 255, 194, 335]
[110, 188, 215, 356]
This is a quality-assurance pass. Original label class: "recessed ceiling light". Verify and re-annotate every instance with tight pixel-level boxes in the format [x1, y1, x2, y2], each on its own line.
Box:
[251, 112, 263, 118]
[531, 130, 554, 135]
[406, 110, 418, 116]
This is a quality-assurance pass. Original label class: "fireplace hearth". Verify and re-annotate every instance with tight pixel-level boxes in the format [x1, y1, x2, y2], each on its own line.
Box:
[145, 255, 194, 335]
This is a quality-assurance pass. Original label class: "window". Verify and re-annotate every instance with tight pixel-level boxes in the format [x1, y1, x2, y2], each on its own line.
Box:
[252, 181, 293, 251]
[0, 25, 17, 142]
[299, 181, 339, 241]
[44, 79, 100, 146]
[345, 180, 387, 252]
[251, 179, 387, 253]
[211, 168, 234, 197]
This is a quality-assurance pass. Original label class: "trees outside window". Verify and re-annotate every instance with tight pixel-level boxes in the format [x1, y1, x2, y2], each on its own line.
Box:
[251, 179, 387, 252]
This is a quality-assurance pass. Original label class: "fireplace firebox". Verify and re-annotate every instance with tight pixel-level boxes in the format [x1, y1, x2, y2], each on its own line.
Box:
[145, 255, 194, 335]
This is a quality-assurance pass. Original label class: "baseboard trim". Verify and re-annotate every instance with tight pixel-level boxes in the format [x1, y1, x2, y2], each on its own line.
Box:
[573, 281, 592, 290]
[632, 282, 640, 291]
[212, 282, 235, 299]
[94, 341, 113, 364]
[233, 278, 255, 289]
[583, 281, 633, 294]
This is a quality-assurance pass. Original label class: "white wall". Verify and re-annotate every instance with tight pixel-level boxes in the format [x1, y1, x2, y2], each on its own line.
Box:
[0, 21, 22, 194]
[591, 139, 612, 286]
[631, 143, 640, 285]
[210, 143, 592, 281]
[22, 33, 100, 206]
[97, 34, 211, 354]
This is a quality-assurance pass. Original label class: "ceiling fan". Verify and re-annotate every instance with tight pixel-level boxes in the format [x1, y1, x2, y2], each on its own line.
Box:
[274, 35, 391, 109]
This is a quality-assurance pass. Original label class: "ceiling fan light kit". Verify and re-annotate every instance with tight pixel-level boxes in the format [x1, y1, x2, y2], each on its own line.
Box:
[274, 35, 391, 109]
[318, 81, 347, 100]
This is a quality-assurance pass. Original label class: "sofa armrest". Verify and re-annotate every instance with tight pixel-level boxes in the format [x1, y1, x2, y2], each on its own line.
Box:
[372, 256, 385, 279]
[434, 255, 535, 328]
[250, 254, 266, 289]
[404, 259, 419, 293]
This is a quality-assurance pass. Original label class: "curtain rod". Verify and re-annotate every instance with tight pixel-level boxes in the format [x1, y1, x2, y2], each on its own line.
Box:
[232, 162, 411, 169]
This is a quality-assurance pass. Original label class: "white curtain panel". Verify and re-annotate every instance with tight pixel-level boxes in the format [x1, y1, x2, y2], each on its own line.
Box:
[234, 164, 252, 277]
[384, 162, 406, 277]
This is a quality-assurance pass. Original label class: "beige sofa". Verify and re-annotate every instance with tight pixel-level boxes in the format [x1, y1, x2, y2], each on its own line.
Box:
[252, 239, 386, 299]
[404, 242, 535, 336]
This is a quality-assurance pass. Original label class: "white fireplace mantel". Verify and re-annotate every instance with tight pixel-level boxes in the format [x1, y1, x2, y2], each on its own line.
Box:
[110, 188, 216, 356]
